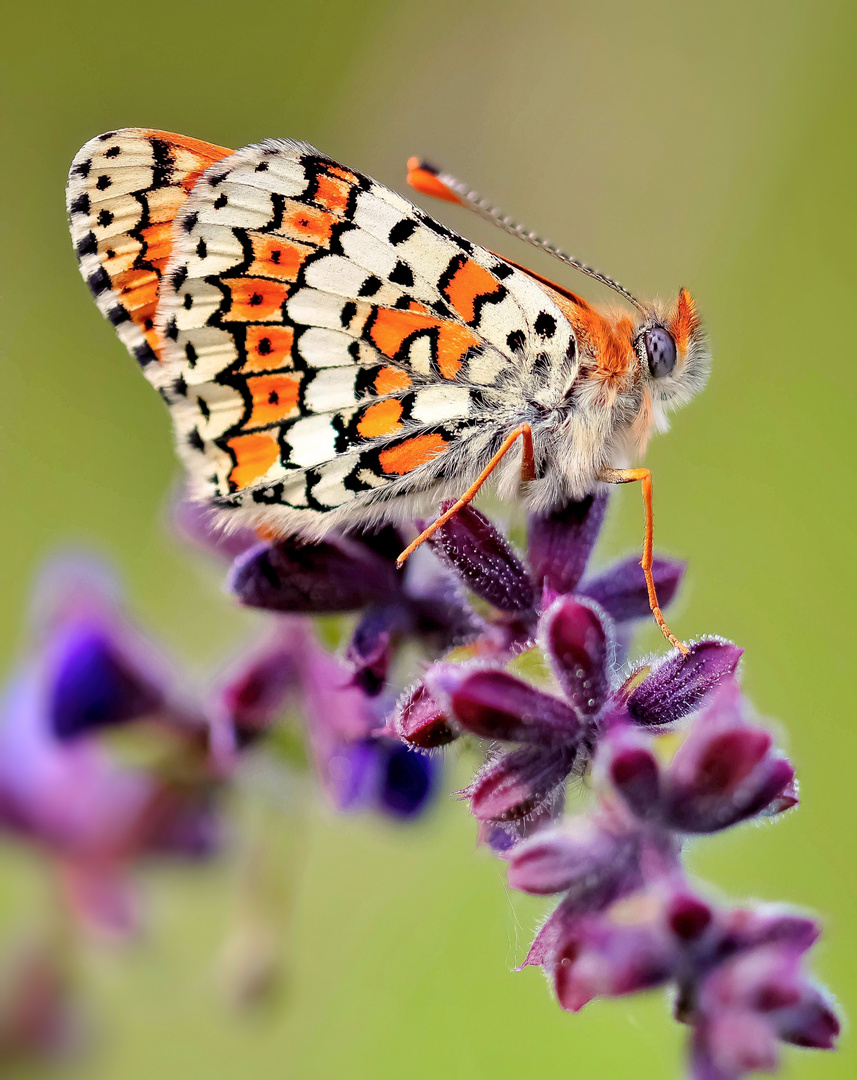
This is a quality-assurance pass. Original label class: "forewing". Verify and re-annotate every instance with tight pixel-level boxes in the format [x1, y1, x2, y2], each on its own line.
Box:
[66, 129, 233, 371]
[150, 139, 577, 528]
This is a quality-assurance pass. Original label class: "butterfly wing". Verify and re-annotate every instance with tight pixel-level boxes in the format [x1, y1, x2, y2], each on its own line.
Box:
[69, 134, 580, 536]
[66, 129, 233, 369]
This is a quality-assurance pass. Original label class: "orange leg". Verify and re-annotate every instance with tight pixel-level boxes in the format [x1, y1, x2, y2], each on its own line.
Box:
[597, 467, 689, 655]
[396, 424, 535, 568]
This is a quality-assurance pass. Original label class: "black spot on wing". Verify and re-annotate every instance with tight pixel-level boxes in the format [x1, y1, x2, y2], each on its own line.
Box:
[76, 232, 98, 258]
[87, 267, 111, 296]
[388, 218, 417, 245]
[389, 261, 414, 287]
[506, 329, 525, 353]
[149, 138, 174, 187]
[358, 275, 382, 297]
[134, 342, 157, 366]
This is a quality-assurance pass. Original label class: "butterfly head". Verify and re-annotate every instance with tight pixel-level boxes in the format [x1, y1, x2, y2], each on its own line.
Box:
[634, 288, 709, 412]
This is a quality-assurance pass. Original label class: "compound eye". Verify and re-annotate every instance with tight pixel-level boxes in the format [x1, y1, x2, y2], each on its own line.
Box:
[642, 325, 677, 379]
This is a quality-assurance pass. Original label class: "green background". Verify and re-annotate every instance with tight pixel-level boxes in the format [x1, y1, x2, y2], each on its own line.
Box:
[1, 0, 854, 1076]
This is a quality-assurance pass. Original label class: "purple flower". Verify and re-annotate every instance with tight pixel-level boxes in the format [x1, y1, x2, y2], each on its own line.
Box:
[292, 631, 437, 820]
[500, 647, 836, 1078]
[516, 865, 838, 1076]
[422, 597, 740, 830]
[0, 561, 227, 936]
[606, 681, 797, 833]
[429, 494, 685, 657]
[215, 627, 303, 752]
[691, 938, 840, 1078]
[230, 527, 477, 695]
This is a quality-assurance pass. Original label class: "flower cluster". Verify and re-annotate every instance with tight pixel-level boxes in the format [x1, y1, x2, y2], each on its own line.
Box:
[1, 488, 839, 1076]
[378, 497, 836, 1080]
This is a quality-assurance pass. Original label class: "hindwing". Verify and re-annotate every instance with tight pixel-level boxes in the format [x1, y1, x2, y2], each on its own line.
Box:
[66, 129, 232, 369]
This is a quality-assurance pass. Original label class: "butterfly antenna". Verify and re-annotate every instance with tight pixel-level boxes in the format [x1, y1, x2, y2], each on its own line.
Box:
[407, 158, 646, 315]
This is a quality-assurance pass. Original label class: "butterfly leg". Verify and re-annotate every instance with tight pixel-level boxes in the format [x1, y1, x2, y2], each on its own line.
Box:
[597, 467, 689, 655]
[396, 424, 535, 567]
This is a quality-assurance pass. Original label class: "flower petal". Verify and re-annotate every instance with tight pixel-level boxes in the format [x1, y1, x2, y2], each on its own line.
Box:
[430, 503, 534, 612]
[221, 638, 301, 739]
[229, 537, 401, 613]
[49, 628, 164, 740]
[466, 744, 577, 822]
[377, 742, 437, 819]
[542, 598, 612, 719]
[625, 641, 743, 727]
[580, 555, 685, 624]
[394, 683, 457, 749]
[664, 686, 797, 832]
[608, 742, 663, 821]
[508, 818, 639, 897]
[346, 603, 411, 696]
[553, 914, 677, 1012]
[527, 492, 607, 597]
[776, 984, 840, 1049]
[449, 670, 582, 744]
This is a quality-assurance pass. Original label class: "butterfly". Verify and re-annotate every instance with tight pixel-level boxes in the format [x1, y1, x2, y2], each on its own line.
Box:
[66, 129, 709, 651]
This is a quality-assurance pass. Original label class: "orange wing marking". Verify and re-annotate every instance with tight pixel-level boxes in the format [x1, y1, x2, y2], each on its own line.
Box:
[245, 374, 301, 427]
[357, 399, 405, 438]
[247, 234, 309, 281]
[368, 308, 481, 380]
[227, 432, 280, 490]
[379, 434, 449, 475]
[374, 367, 411, 394]
[313, 173, 351, 214]
[243, 326, 295, 371]
[279, 203, 337, 246]
[441, 258, 505, 324]
[225, 279, 290, 322]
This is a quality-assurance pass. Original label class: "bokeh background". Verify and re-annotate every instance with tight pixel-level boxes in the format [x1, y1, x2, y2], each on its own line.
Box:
[1, 0, 855, 1076]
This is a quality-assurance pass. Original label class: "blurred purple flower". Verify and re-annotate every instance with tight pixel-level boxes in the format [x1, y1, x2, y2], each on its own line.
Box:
[0, 562, 227, 937]
[292, 630, 437, 820]
[230, 525, 477, 695]
[500, 654, 835, 1079]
